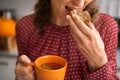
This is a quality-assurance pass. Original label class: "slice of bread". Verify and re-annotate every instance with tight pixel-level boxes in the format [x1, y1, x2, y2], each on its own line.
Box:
[69, 10, 91, 25]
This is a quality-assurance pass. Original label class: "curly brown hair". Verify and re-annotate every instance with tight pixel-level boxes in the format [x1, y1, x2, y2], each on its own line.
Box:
[34, 0, 99, 32]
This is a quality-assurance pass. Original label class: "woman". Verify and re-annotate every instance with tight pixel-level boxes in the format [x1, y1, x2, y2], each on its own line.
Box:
[14, 0, 120, 80]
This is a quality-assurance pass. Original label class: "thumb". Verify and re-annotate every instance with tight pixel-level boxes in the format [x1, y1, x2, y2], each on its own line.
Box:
[18, 55, 31, 65]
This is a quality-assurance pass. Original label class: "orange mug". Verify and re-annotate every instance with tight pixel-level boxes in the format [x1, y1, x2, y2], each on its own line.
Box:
[28, 55, 67, 80]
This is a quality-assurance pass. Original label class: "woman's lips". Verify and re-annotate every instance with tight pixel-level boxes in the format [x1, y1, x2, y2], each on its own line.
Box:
[65, 6, 73, 15]
[65, 6, 81, 14]
[65, 6, 73, 12]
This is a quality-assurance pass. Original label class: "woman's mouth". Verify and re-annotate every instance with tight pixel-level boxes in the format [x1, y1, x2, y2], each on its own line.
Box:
[65, 6, 73, 13]
[65, 6, 81, 14]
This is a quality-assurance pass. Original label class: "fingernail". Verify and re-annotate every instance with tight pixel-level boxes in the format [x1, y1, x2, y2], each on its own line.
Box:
[25, 58, 31, 63]
[66, 15, 70, 19]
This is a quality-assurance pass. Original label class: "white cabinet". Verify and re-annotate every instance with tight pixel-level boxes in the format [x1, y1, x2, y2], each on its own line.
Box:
[0, 56, 17, 80]
[117, 49, 120, 77]
[0, 0, 36, 20]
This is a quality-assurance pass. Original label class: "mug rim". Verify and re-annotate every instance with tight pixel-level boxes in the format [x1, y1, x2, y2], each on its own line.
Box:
[34, 55, 67, 71]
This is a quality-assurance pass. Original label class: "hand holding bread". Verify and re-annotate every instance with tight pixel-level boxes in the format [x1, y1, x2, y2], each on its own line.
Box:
[67, 10, 108, 72]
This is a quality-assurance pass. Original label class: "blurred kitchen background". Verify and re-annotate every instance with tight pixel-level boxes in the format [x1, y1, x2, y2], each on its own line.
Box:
[0, 0, 120, 80]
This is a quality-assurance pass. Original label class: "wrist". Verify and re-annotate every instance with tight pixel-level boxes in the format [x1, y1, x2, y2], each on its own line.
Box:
[87, 59, 108, 72]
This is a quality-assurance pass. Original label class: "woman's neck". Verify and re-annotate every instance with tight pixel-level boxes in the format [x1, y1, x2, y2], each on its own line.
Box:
[50, 15, 69, 26]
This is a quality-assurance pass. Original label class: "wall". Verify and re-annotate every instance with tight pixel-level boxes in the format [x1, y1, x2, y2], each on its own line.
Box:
[0, 0, 36, 20]
[0, 0, 120, 20]
[96, 0, 120, 18]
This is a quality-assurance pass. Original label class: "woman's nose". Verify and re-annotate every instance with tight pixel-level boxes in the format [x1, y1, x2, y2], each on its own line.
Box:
[72, 0, 84, 6]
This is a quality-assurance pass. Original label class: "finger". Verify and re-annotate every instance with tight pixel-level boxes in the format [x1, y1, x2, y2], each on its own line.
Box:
[72, 34, 90, 58]
[71, 33, 88, 58]
[71, 13, 92, 35]
[71, 32, 83, 45]
[66, 15, 84, 39]
[88, 22, 96, 30]
[88, 22, 100, 36]
[16, 70, 35, 80]
[15, 63, 34, 76]
[18, 55, 31, 66]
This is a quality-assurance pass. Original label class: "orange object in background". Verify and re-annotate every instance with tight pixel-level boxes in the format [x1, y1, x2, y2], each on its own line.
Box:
[0, 11, 17, 52]
[0, 11, 16, 37]
[28, 55, 67, 80]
